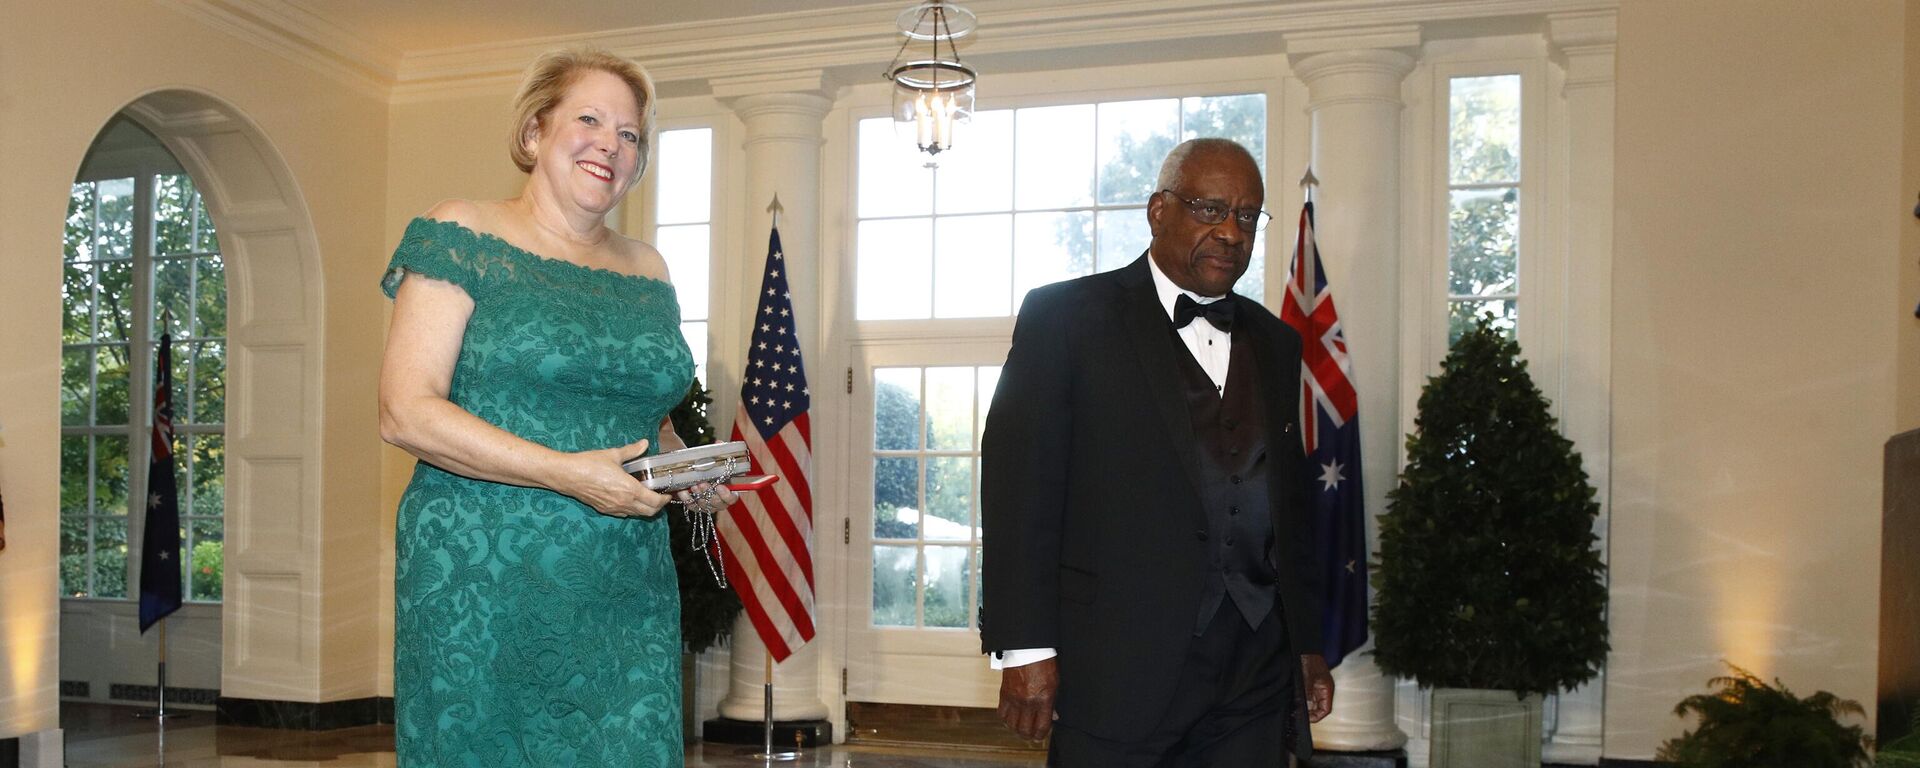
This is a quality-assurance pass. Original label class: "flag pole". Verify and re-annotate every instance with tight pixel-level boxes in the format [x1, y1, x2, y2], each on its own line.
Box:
[746, 653, 799, 762]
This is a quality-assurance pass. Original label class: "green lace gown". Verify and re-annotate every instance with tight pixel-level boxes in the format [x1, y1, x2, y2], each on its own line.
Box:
[383, 217, 693, 767]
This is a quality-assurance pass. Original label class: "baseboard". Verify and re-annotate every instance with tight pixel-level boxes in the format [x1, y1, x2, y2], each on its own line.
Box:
[1597, 760, 1667, 767]
[702, 717, 832, 748]
[1305, 749, 1407, 767]
[214, 696, 394, 731]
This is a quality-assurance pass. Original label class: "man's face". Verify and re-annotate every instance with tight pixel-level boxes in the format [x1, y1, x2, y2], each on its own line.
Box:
[1146, 149, 1264, 297]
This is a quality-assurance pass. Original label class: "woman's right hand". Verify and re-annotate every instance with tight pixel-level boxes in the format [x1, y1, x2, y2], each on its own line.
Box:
[562, 438, 673, 518]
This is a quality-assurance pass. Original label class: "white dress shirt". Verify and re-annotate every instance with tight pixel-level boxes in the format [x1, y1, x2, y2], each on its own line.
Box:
[990, 257, 1233, 670]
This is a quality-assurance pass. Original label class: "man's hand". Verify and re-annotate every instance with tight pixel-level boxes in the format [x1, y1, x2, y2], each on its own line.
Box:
[1301, 654, 1334, 722]
[997, 657, 1059, 741]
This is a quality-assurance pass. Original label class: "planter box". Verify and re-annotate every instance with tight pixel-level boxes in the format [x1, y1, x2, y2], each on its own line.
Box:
[1430, 688, 1542, 768]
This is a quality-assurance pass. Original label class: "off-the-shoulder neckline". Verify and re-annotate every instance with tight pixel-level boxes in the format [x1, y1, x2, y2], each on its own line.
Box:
[409, 216, 674, 290]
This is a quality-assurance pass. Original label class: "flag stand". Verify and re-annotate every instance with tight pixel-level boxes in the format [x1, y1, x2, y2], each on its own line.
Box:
[741, 654, 800, 762]
[132, 620, 188, 721]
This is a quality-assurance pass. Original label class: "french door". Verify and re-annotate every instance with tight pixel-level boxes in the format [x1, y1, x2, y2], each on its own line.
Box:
[844, 339, 1008, 706]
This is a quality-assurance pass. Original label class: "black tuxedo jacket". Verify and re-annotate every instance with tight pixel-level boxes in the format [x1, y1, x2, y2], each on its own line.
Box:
[980, 254, 1324, 755]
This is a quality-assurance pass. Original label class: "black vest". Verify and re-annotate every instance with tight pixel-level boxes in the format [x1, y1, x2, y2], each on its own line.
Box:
[1172, 327, 1279, 634]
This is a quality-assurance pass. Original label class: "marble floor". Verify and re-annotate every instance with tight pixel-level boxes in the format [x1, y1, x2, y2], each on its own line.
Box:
[61, 703, 1047, 768]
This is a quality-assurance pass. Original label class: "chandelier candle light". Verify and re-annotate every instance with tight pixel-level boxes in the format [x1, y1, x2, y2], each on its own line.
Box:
[884, 0, 977, 157]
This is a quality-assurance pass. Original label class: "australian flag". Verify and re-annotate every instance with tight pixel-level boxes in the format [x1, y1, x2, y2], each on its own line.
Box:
[1279, 201, 1368, 668]
[139, 332, 182, 632]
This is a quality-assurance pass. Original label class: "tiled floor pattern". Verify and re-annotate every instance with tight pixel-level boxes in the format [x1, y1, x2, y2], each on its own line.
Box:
[61, 704, 1047, 768]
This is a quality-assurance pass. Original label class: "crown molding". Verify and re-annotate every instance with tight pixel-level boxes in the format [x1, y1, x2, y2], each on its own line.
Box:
[181, 0, 1616, 105]
[160, 0, 398, 100]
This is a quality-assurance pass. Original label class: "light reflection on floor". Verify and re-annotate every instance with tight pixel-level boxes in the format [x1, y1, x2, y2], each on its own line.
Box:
[61, 704, 1047, 768]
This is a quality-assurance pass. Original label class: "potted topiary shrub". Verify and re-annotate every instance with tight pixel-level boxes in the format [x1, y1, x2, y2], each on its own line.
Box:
[1371, 315, 1610, 768]
[1657, 663, 1871, 768]
[668, 378, 743, 742]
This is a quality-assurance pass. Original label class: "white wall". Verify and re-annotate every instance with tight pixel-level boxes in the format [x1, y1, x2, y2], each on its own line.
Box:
[1608, 0, 1906, 759]
[0, 1, 390, 739]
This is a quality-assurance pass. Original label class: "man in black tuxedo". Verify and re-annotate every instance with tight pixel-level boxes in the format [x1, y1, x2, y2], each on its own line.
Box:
[980, 138, 1334, 766]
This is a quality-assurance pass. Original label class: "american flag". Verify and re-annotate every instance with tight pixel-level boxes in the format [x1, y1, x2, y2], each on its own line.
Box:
[718, 227, 816, 662]
[139, 332, 183, 632]
[1279, 201, 1369, 667]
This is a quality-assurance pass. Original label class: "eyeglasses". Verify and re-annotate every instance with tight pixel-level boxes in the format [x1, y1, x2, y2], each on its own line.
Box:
[1158, 189, 1271, 233]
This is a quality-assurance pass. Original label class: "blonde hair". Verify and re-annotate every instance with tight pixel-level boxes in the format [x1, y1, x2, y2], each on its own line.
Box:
[507, 49, 657, 174]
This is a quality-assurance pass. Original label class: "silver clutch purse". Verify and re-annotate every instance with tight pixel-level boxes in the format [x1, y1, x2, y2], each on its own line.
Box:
[621, 441, 750, 493]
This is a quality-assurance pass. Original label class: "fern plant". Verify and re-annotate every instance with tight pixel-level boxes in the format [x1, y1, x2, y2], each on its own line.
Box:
[1656, 663, 1871, 768]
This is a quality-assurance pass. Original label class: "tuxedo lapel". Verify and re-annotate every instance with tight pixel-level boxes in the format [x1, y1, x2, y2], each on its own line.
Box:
[1116, 255, 1208, 522]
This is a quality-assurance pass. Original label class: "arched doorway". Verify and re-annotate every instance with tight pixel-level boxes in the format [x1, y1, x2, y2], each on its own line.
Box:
[56, 90, 323, 714]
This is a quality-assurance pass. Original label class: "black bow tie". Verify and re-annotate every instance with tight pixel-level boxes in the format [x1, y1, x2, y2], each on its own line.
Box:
[1173, 294, 1235, 333]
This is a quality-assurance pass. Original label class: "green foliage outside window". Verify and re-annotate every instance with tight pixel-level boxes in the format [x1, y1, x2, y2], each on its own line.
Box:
[60, 167, 225, 602]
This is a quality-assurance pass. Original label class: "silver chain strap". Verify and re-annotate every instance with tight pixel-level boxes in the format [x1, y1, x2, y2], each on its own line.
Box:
[677, 455, 742, 588]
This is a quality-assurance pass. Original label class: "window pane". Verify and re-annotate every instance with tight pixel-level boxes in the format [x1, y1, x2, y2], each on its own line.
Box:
[94, 435, 131, 516]
[871, 545, 919, 627]
[155, 257, 192, 337]
[858, 117, 933, 218]
[191, 434, 224, 517]
[934, 110, 1012, 215]
[66, 182, 97, 262]
[61, 348, 90, 426]
[94, 345, 130, 425]
[1013, 211, 1092, 302]
[96, 178, 135, 261]
[155, 174, 197, 255]
[933, 214, 1012, 318]
[63, 263, 93, 344]
[1449, 75, 1521, 185]
[874, 457, 920, 539]
[1449, 299, 1517, 346]
[924, 545, 971, 628]
[1097, 99, 1179, 205]
[61, 515, 89, 597]
[96, 261, 133, 342]
[975, 367, 999, 450]
[61, 436, 89, 516]
[194, 201, 219, 254]
[857, 218, 932, 320]
[654, 129, 713, 225]
[923, 457, 971, 541]
[1448, 187, 1519, 297]
[195, 255, 227, 337]
[190, 518, 224, 601]
[1182, 95, 1269, 178]
[656, 224, 710, 320]
[1234, 233, 1266, 305]
[874, 367, 921, 451]
[91, 516, 129, 599]
[192, 340, 226, 425]
[1014, 105, 1095, 210]
[923, 367, 974, 451]
[681, 321, 708, 385]
[1096, 209, 1149, 272]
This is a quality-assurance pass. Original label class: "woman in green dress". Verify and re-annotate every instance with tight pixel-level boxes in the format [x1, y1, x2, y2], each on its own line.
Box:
[378, 49, 729, 767]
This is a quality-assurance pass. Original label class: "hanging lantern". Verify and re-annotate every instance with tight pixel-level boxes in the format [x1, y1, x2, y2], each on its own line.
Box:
[884, 1, 977, 157]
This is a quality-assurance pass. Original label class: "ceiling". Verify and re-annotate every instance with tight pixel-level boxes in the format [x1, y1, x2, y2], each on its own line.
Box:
[286, 0, 1079, 57]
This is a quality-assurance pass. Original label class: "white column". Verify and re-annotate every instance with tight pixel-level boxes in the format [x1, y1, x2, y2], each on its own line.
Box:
[1285, 27, 1418, 753]
[713, 74, 834, 722]
[1542, 11, 1615, 765]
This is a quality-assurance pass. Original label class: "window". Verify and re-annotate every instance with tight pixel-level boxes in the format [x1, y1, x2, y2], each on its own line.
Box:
[870, 365, 998, 629]
[653, 127, 713, 382]
[61, 164, 227, 601]
[1445, 75, 1522, 343]
[855, 94, 1268, 321]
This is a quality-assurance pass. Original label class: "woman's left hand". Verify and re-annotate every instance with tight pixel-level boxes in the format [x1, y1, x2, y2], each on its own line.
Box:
[673, 482, 739, 514]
